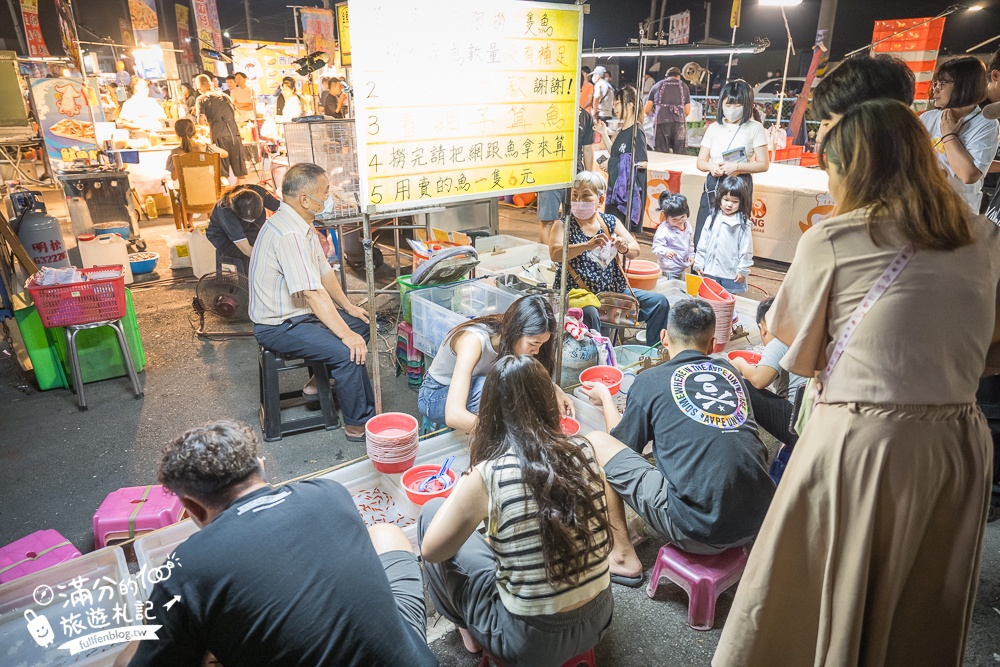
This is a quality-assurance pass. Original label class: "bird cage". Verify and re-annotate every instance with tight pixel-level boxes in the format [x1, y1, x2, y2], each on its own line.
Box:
[282, 119, 361, 221]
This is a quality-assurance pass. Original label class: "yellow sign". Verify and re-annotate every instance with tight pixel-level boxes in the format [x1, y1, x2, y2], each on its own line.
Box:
[730, 0, 742, 29]
[336, 2, 350, 66]
[350, 0, 583, 212]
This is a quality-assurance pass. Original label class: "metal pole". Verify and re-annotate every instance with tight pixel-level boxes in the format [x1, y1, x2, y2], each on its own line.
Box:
[775, 7, 795, 133]
[5, 0, 28, 55]
[362, 209, 382, 414]
[725, 26, 737, 80]
[624, 21, 645, 234]
[244, 0, 253, 39]
[554, 187, 571, 385]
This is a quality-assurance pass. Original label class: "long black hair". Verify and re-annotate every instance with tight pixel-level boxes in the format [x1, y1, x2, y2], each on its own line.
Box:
[716, 79, 754, 125]
[470, 355, 611, 584]
[447, 295, 557, 375]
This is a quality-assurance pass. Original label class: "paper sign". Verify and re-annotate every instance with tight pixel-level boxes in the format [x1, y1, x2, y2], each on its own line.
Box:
[129, 0, 159, 46]
[350, 0, 582, 212]
[20, 0, 50, 58]
[192, 0, 223, 53]
[669, 11, 691, 46]
[30, 78, 101, 169]
[231, 40, 305, 97]
[336, 3, 351, 66]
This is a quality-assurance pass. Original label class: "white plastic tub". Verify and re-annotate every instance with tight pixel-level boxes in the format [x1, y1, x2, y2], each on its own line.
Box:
[410, 281, 519, 356]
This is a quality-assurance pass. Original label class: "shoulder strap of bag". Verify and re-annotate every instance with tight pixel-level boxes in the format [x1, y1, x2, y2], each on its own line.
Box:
[818, 242, 915, 385]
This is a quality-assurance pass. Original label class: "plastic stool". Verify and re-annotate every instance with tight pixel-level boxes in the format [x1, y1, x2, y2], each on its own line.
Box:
[646, 544, 749, 630]
[421, 415, 450, 436]
[769, 443, 792, 485]
[65, 319, 143, 411]
[0, 529, 81, 584]
[258, 346, 339, 442]
[478, 648, 596, 667]
[93, 485, 186, 549]
[216, 254, 248, 276]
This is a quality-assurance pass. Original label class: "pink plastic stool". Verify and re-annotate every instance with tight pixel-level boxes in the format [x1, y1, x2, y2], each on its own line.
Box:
[646, 543, 749, 630]
[0, 529, 81, 584]
[478, 648, 596, 667]
[397, 321, 421, 362]
[93, 485, 186, 549]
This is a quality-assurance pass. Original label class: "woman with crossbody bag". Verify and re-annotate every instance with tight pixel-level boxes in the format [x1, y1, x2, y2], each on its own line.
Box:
[715, 99, 1000, 667]
[547, 171, 670, 344]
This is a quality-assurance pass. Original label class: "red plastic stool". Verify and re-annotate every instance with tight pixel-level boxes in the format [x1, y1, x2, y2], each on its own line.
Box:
[92, 485, 186, 549]
[0, 529, 81, 584]
[646, 544, 749, 630]
[478, 648, 596, 667]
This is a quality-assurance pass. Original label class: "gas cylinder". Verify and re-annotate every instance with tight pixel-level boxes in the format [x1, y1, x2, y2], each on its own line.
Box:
[4, 190, 70, 269]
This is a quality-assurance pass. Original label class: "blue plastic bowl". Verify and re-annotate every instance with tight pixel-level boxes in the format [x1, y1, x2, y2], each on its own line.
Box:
[128, 252, 159, 274]
[93, 222, 131, 240]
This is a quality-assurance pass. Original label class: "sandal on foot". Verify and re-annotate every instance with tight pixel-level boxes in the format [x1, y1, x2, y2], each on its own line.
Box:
[610, 572, 644, 588]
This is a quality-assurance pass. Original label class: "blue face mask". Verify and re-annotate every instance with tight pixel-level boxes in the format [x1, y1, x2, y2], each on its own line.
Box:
[305, 193, 335, 218]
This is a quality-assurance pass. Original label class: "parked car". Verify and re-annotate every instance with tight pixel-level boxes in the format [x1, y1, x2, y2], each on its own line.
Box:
[753, 77, 809, 101]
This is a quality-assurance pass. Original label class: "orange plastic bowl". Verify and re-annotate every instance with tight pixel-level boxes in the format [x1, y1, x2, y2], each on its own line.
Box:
[579, 365, 624, 395]
[401, 464, 458, 505]
[728, 350, 762, 365]
[372, 457, 416, 474]
[560, 416, 581, 436]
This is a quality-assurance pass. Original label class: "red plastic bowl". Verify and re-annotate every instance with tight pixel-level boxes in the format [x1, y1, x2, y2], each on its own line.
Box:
[579, 365, 624, 395]
[373, 457, 416, 474]
[560, 416, 581, 436]
[727, 350, 762, 365]
[401, 464, 458, 505]
[366, 412, 419, 439]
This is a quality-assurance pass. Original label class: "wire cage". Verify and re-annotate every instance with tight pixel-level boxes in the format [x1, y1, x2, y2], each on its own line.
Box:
[283, 120, 360, 221]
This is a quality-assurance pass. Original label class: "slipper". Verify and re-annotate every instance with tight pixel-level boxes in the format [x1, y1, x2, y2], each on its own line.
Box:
[344, 430, 366, 443]
[610, 572, 644, 588]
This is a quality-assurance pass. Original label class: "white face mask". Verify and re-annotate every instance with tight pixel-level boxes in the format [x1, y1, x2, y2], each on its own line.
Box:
[723, 105, 744, 122]
[571, 201, 597, 219]
[304, 192, 333, 218]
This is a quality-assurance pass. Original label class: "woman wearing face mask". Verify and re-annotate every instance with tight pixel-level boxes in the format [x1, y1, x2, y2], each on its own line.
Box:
[548, 171, 670, 343]
[920, 56, 999, 213]
[694, 79, 769, 249]
[599, 86, 648, 233]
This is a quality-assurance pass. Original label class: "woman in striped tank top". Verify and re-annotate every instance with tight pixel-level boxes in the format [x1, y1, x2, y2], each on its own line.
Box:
[419, 355, 614, 667]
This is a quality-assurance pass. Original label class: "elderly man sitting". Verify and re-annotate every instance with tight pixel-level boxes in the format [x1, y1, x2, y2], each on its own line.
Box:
[114, 421, 439, 667]
[250, 162, 375, 439]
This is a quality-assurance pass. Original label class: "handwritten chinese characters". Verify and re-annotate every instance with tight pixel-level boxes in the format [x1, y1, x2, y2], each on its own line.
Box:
[351, 0, 582, 210]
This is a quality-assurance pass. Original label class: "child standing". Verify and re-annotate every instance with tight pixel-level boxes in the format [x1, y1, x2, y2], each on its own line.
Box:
[693, 176, 753, 294]
[651, 192, 695, 280]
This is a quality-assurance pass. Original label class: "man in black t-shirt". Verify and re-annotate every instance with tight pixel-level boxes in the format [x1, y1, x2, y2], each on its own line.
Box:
[583, 300, 775, 586]
[194, 74, 248, 181]
[115, 421, 438, 667]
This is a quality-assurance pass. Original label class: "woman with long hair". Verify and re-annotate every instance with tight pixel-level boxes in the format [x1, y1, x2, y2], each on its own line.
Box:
[920, 56, 999, 212]
[694, 79, 769, 248]
[166, 118, 227, 180]
[597, 85, 647, 232]
[276, 76, 303, 120]
[714, 98, 1000, 666]
[179, 83, 198, 114]
[417, 295, 573, 431]
[419, 355, 614, 667]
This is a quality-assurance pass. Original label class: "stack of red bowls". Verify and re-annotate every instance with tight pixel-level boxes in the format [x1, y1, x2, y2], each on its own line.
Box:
[365, 413, 419, 473]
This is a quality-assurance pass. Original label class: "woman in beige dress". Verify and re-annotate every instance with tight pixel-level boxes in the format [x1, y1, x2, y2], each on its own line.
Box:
[714, 99, 1000, 666]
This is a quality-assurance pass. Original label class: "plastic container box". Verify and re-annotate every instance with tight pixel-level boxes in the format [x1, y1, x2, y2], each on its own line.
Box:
[474, 243, 553, 278]
[133, 520, 199, 600]
[474, 234, 534, 253]
[410, 281, 519, 356]
[0, 546, 136, 666]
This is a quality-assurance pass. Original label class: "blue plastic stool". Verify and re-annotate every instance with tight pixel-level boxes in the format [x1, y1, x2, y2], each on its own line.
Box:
[769, 444, 792, 485]
[420, 415, 449, 436]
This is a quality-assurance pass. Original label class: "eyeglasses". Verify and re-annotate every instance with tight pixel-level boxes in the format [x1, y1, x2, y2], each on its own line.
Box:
[931, 79, 954, 90]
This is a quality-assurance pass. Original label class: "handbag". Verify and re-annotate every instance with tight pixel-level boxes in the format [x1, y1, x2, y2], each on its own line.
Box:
[790, 242, 915, 435]
[564, 216, 641, 327]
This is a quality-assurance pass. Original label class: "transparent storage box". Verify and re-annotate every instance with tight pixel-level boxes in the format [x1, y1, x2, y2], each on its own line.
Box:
[410, 281, 519, 356]
[0, 547, 137, 666]
[133, 520, 199, 601]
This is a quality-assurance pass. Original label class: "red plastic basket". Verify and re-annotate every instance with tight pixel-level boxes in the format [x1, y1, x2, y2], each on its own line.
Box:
[26, 265, 127, 328]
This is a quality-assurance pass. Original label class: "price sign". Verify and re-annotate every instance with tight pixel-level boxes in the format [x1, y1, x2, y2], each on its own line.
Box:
[350, 0, 582, 212]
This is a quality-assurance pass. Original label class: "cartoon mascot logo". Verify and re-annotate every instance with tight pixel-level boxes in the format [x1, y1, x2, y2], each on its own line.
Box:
[799, 192, 835, 233]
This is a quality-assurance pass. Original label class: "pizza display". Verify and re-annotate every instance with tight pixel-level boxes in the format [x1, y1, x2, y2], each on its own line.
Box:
[129, 0, 158, 30]
[48, 118, 96, 143]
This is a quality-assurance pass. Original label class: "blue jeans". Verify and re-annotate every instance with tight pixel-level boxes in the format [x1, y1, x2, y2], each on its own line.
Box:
[580, 289, 670, 345]
[417, 374, 487, 424]
[705, 274, 748, 294]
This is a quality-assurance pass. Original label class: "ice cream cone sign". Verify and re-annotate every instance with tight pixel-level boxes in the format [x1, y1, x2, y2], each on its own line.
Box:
[799, 193, 835, 233]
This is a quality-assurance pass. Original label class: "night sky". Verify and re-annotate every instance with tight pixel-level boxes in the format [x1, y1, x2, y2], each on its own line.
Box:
[3, 0, 997, 83]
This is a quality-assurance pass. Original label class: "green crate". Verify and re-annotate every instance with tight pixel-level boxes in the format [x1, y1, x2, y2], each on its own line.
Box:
[398, 274, 447, 324]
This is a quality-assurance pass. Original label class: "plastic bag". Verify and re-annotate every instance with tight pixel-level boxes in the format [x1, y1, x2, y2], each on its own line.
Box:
[165, 230, 192, 269]
[587, 241, 617, 270]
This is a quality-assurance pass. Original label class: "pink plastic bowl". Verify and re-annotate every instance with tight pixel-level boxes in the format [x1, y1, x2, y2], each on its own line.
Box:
[366, 412, 419, 439]
[727, 350, 762, 365]
[579, 365, 624, 395]
[401, 464, 458, 505]
[560, 416, 581, 436]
